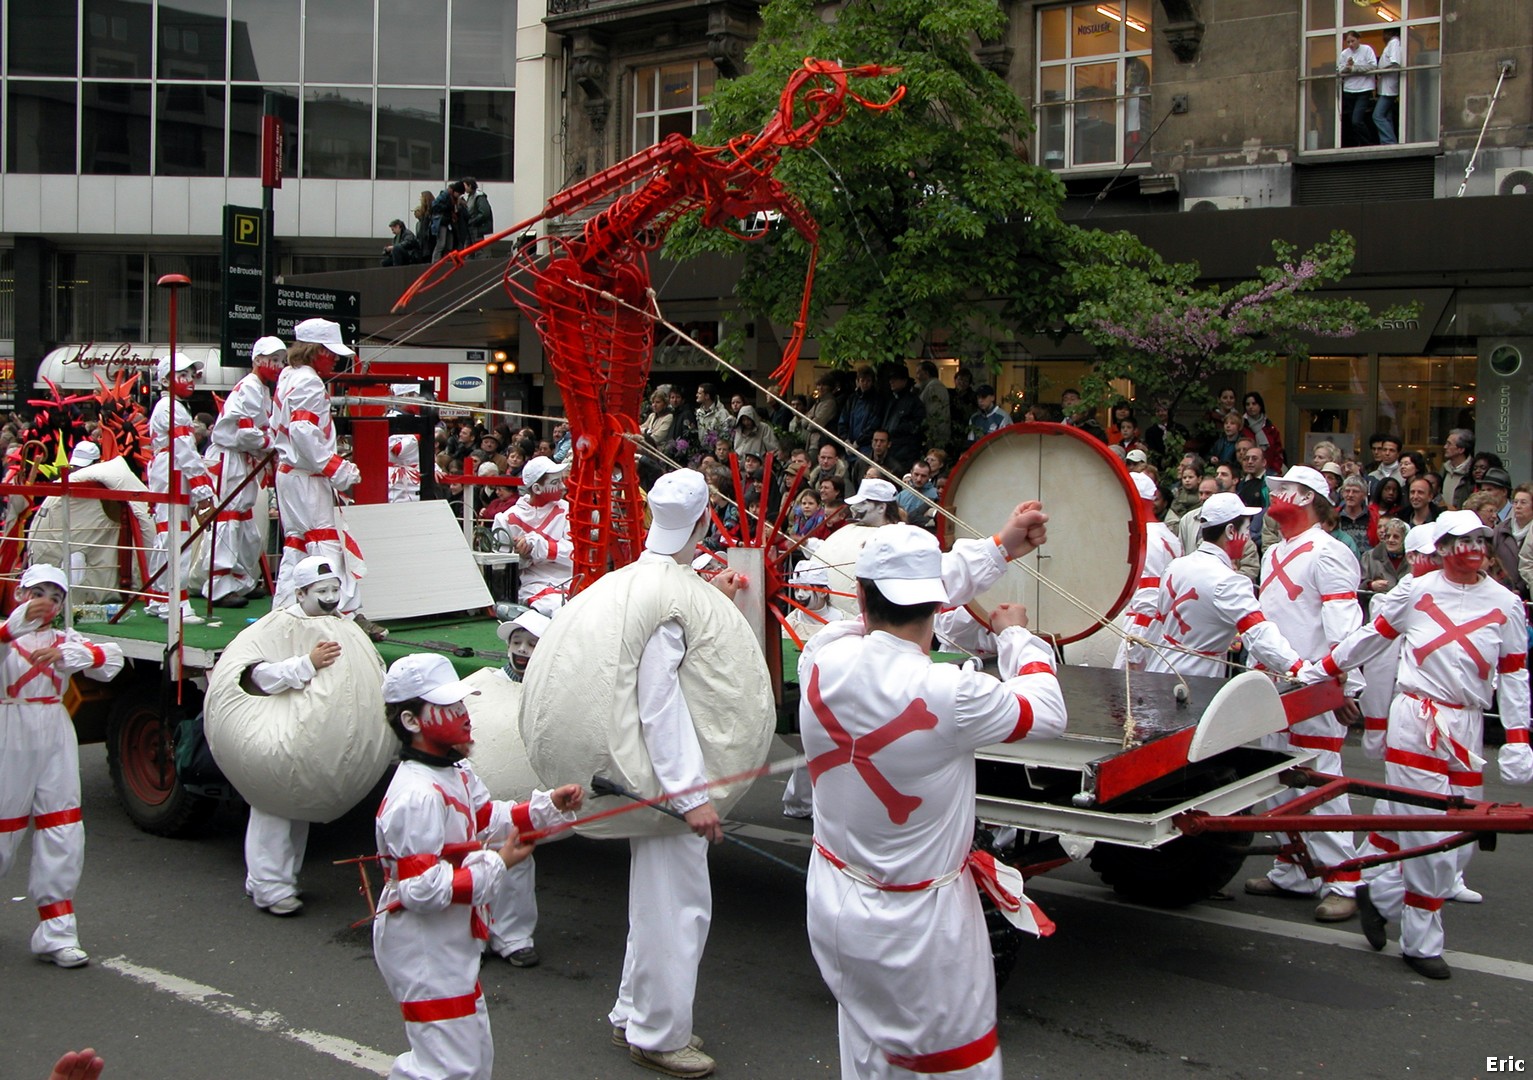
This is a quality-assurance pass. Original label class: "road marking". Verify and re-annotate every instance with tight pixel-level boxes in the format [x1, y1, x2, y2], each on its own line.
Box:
[1027, 877, 1533, 984]
[741, 822, 1533, 983]
[100, 956, 394, 1075]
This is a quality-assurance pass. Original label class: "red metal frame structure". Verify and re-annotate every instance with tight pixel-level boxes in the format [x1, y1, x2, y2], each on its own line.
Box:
[395, 58, 905, 596]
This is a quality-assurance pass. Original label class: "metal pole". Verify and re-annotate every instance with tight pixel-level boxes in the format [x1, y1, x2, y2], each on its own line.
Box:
[158, 274, 191, 696]
[262, 91, 278, 334]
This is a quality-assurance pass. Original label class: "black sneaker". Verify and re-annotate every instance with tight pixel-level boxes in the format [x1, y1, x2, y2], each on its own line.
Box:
[1357, 885, 1387, 951]
[1404, 953, 1451, 980]
[504, 946, 539, 968]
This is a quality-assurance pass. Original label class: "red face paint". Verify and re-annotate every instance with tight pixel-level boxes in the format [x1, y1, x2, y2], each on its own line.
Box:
[416, 701, 473, 753]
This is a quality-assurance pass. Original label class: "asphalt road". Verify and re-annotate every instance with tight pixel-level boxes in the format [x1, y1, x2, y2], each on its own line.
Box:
[3, 740, 1532, 1080]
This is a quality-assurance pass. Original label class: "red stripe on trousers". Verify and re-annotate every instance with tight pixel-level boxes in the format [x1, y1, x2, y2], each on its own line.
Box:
[0, 814, 29, 832]
[1385, 747, 1482, 786]
[38, 900, 73, 920]
[1289, 734, 1344, 752]
[884, 1027, 999, 1073]
[399, 983, 482, 1023]
[1404, 891, 1444, 912]
[33, 808, 83, 829]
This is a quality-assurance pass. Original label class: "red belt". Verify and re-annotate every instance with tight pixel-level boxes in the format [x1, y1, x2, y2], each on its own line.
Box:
[1288, 733, 1345, 752]
[1163, 633, 1221, 659]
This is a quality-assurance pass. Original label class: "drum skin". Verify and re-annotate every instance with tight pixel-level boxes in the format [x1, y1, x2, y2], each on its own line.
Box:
[807, 524, 878, 620]
[463, 667, 542, 802]
[938, 423, 1144, 644]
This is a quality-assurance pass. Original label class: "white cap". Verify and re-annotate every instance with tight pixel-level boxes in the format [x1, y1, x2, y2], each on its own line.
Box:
[522, 456, 569, 487]
[1125, 448, 1149, 465]
[1436, 508, 1492, 540]
[854, 523, 948, 606]
[1319, 461, 1344, 478]
[19, 564, 69, 594]
[845, 478, 898, 505]
[293, 317, 355, 357]
[382, 653, 480, 705]
[1276, 465, 1330, 499]
[1130, 472, 1157, 501]
[644, 469, 710, 555]
[1404, 520, 1446, 555]
[292, 555, 342, 590]
[497, 608, 551, 643]
[251, 336, 286, 359]
[790, 558, 831, 587]
[155, 352, 202, 384]
[69, 441, 101, 468]
[1201, 492, 1262, 528]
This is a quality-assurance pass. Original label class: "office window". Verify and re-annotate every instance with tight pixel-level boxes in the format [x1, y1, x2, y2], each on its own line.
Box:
[304, 86, 375, 179]
[159, 0, 227, 81]
[7, 83, 78, 173]
[632, 62, 715, 151]
[83, 83, 152, 175]
[1035, 2, 1153, 171]
[1301, 1, 1440, 151]
[148, 254, 221, 342]
[304, 0, 375, 85]
[157, 85, 227, 176]
[230, 85, 299, 178]
[230, 0, 301, 83]
[84, 0, 153, 79]
[55, 253, 145, 342]
[8, 7, 79, 77]
[449, 90, 514, 181]
[381, 0, 446, 87]
[451, 0, 516, 88]
[378, 89, 446, 180]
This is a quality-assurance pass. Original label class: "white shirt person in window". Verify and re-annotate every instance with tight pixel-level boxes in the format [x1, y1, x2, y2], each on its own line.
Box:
[1338, 31, 1379, 148]
[1373, 27, 1403, 145]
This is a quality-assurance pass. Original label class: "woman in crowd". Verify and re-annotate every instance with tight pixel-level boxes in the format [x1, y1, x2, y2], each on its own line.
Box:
[1371, 475, 1405, 519]
[1239, 391, 1285, 472]
[1361, 516, 1410, 594]
[1471, 451, 1504, 485]
[816, 477, 851, 535]
[1397, 450, 1429, 492]
[1207, 411, 1244, 467]
[1493, 484, 1532, 597]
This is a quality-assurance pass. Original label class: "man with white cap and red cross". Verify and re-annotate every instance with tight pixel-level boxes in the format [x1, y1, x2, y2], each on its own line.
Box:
[491, 455, 573, 614]
[203, 335, 284, 607]
[1115, 471, 1182, 669]
[1245, 464, 1365, 922]
[800, 508, 1067, 1079]
[1128, 492, 1304, 680]
[272, 318, 383, 638]
[0, 564, 124, 969]
[1302, 510, 1528, 978]
[373, 652, 583, 1080]
[148, 351, 216, 623]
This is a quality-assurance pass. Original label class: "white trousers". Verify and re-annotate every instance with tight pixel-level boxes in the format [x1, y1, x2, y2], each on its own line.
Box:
[244, 806, 309, 907]
[609, 832, 711, 1052]
[0, 709, 84, 953]
[274, 469, 359, 613]
[487, 856, 537, 956]
[783, 764, 814, 815]
[389, 988, 492, 1080]
[1260, 715, 1360, 897]
[149, 512, 194, 609]
[837, 1005, 1001, 1080]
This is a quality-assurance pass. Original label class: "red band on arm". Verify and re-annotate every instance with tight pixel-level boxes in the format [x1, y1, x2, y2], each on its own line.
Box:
[1506, 728, 1530, 745]
[1017, 661, 1053, 677]
[1320, 591, 1357, 602]
[450, 867, 474, 904]
[1499, 653, 1527, 675]
[475, 801, 493, 832]
[322, 455, 344, 478]
[511, 801, 534, 837]
[292, 410, 321, 425]
[1004, 696, 1034, 742]
[1235, 611, 1265, 633]
[1373, 615, 1400, 640]
[394, 853, 440, 880]
[86, 642, 106, 668]
[1320, 654, 1342, 678]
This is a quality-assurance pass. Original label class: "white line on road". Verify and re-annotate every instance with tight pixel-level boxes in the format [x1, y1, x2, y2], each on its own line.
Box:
[742, 821, 1533, 984]
[100, 956, 395, 1075]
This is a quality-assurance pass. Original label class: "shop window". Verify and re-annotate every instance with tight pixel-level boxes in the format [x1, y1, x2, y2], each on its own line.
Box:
[148, 254, 221, 342]
[54, 253, 145, 342]
[632, 62, 715, 151]
[1034, 2, 1153, 172]
[1376, 354, 1475, 464]
[1300, 0, 1440, 152]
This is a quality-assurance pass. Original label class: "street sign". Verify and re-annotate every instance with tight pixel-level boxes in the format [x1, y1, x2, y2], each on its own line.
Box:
[268, 284, 361, 350]
[221, 204, 267, 367]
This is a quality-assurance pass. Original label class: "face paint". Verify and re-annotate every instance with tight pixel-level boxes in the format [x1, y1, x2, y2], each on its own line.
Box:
[413, 701, 473, 754]
[529, 480, 563, 506]
[506, 628, 539, 675]
[1440, 536, 1488, 582]
[22, 583, 66, 606]
[792, 587, 825, 609]
[171, 372, 197, 400]
[297, 578, 342, 617]
[1409, 552, 1441, 576]
[255, 354, 285, 384]
[1266, 482, 1313, 533]
[1224, 523, 1249, 563]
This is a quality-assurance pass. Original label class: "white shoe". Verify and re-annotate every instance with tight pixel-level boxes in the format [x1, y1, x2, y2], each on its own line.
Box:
[260, 896, 303, 916]
[39, 946, 90, 968]
[1450, 884, 1483, 904]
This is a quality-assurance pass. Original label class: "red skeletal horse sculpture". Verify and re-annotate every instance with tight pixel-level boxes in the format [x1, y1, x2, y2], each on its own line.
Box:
[396, 58, 903, 595]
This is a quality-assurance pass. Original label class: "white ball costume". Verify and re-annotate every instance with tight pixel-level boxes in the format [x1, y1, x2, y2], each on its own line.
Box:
[0, 569, 124, 962]
[801, 529, 1066, 1079]
[204, 368, 273, 600]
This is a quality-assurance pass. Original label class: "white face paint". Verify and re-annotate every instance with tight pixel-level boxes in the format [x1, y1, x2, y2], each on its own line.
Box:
[506, 628, 539, 674]
[792, 586, 826, 610]
[297, 578, 342, 617]
[22, 583, 66, 606]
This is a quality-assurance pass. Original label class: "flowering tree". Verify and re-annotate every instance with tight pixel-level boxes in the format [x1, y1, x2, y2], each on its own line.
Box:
[1064, 229, 1412, 417]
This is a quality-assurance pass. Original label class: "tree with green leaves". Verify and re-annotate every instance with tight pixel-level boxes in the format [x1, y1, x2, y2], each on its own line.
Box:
[668, 0, 1075, 368]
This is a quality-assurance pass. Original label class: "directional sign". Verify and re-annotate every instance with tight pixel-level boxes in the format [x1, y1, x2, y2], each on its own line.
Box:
[221, 204, 267, 366]
[268, 284, 361, 350]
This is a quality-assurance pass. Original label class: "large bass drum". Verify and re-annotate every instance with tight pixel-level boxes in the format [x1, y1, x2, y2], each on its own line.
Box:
[938, 423, 1144, 651]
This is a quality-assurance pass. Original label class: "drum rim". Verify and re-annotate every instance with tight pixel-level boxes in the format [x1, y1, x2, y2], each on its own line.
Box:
[936, 421, 1146, 644]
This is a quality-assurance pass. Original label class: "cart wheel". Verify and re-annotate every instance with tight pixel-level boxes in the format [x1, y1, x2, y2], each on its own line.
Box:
[105, 682, 216, 837]
[1088, 831, 1252, 909]
[988, 900, 1028, 991]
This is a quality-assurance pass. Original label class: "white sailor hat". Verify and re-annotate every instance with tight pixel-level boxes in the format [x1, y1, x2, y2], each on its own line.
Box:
[293, 317, 355, 356]
[1436, 509, 1493, 541]
[1130, 472, 1158, 501]
[382, 653, 480, 705]
[292, 555, 342, 590]
[522, 456, 569, 487]
[19, 564, 69, 594]
[1404, 520, 1446, 555]
[1275, 465, 1330, 499]
[68, 441, 101, 468]
[155, 352, 203, 384]
[497, 608, 551, 642]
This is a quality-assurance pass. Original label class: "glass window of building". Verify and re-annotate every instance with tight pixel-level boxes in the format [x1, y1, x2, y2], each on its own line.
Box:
[449, 90, 514, 181]
[378, 0, 446, 87]
[148, 255, 221, 342]
[378, 89, 446, 180]
[8, 7, 79, 77]
[230, 85, 299, 178]
[304, 0, 375, 86]
[159, 0, 227, 81]
[1301, 1, 1440, 151]
[632, 62, 716, 151]
[0, 248, 15, 339]
[303, 86, 375, 179]
[1377, 354, 1474, 460]
[451, 0, 516, 88]
[83, 0, 153, 79]
[230, 0, 301, 83]
[55, 253, 145, 342]
[157, 85, 227, 176]
[82, 84, 152, 175]
[7, 83, 78, 173]
[1034, 2, 1152, 171]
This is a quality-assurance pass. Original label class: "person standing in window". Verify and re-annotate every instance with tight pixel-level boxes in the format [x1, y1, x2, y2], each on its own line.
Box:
[1337, 31, 1378, 148]
[1373, 27, 1402, 145]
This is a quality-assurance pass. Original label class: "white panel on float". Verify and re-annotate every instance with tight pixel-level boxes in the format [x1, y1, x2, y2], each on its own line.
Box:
[336, 500, 493, 620]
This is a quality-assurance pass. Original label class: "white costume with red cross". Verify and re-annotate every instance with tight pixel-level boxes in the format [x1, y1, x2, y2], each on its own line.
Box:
[1113, 520, 1181, 669]
[148, 395, 215, 611]
[373, 759, 568, 1080]
[801, 537, 1066, 1079]
[388, 435, 421, 503]
[1257, 523, 1364, 897]
[492, 494, 572, 613]
[1134, 543, 1303, 680]
[272, 365, 364, 613]
[0, 604, 123, 956]
[204, 371, 272, 601]
[1312, 570, 1528, 958]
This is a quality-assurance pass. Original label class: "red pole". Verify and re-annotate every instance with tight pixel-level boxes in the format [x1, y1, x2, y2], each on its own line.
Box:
[157, 274, 191, 698]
